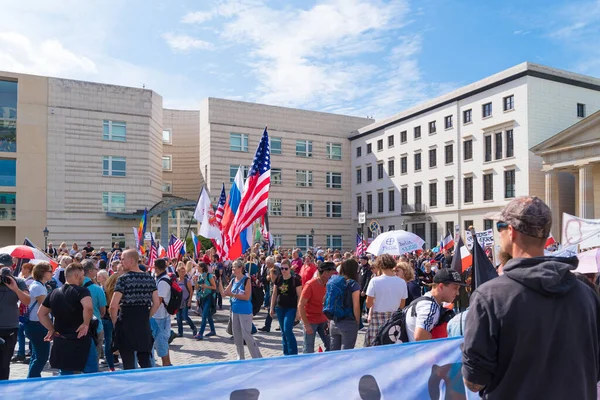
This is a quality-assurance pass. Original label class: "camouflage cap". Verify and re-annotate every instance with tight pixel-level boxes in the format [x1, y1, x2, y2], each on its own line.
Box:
[485, 196, 552, 239]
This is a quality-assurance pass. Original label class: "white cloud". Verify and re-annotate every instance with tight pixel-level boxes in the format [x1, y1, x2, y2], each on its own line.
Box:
[162, 32, 214, 52]
[513, 30, 531, 36]
[181, 11, 215, 24]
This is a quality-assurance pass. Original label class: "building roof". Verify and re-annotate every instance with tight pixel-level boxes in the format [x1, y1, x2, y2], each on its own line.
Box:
[350, 62, 600, 141]
[530, 109, 600, 155]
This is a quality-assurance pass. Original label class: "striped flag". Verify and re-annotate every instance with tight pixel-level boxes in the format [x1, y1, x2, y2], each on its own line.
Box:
[451, 236, 473, 273]
[355, 234, 367, 256]
[167, 234, 184, 259]
[138, 208, 148, 253]
[148, 235, 158, 268]
[215, 184, 226, 226]
[441, 232, 454, 251]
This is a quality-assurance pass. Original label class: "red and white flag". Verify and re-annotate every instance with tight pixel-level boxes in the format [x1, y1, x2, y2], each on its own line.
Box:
[441, 232, 454, 251]
[545, 233, 556, 249]
[451, 236, 472, 273]
[355, 234, 367, 256]
[167, 234, 184, 259]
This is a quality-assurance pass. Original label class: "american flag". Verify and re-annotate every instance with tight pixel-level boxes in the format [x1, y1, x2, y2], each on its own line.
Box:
[215, 183, 226, 227]
[355, 234, 367, 256]
[148, 235, 158, 268]
[227, 127, 271, 244]
[167, 234, 184, 259]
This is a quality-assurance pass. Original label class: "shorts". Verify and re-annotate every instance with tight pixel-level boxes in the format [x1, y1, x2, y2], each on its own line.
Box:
[150, 317, 171, 357]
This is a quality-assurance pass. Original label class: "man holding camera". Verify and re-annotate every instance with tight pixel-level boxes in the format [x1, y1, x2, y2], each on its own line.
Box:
[0, 253, 30, 380]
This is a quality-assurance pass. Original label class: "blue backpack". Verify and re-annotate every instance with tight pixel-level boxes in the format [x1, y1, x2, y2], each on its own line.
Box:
[323, 275, 355, 321]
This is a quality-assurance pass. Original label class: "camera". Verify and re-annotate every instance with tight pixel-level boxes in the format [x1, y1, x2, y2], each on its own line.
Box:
[0, 275, 12, 285]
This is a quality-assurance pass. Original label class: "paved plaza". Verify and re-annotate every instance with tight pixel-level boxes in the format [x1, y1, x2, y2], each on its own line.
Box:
[9, 300, 366, 380]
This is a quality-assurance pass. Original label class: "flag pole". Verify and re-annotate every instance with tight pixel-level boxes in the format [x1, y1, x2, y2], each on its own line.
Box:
[184, 186, 205, 252]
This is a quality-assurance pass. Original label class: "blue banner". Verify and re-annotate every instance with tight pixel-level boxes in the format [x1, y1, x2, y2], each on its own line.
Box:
[1, 337, 479, 399]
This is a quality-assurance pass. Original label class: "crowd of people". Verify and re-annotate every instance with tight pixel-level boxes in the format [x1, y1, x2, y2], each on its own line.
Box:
[0, 196, 598, 399]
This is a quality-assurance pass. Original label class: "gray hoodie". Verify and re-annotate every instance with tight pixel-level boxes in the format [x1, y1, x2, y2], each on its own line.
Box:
[462, 256, 600, 400]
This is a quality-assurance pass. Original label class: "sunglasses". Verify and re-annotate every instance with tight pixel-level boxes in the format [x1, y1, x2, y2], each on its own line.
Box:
[280, 267, 289, 271]
[497, 221, 509, 232]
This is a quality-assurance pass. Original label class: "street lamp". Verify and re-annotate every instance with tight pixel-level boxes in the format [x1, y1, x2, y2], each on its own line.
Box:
[43, 227, 49, 250]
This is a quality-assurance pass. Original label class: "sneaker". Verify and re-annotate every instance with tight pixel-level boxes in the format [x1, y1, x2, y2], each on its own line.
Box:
[176, 333, 183, 338]
[11, 354, 26, 363]
[168, 330, 177, 344]
[193, 334, 203, 340]
[192, 329, 198, 337]
[109, 368, 115, 372]
[275, 327, 281, 331]
[258, 326, 270, 332]
[205, 331, 216, 337]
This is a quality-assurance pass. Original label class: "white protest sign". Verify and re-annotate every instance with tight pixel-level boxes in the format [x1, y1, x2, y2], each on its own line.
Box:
[465, 229, 494, 250]
[562, 213, 600, 249]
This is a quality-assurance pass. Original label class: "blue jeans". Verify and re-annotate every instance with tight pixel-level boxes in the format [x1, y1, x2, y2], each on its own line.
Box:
[303, 322, 330, 354]
[176, 306, 197, 336]
[150, 317, 171, 358]
[264, 287, 271, 308]
[24, 322, 50, 378]
[16, 322, 31, 356]
[275, 307, 298, 355]
[59, 340, 98, 375]
[198, 296, 215, 337]
[101, 319, 114, 370]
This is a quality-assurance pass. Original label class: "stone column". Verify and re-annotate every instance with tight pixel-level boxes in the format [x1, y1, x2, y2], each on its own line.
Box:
[579, 164, 595, 219]
[160, 211, 169, 247]
[545, 170, 560, 239]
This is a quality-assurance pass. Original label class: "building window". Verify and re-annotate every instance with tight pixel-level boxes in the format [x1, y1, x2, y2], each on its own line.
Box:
[326, 143, 342, 160]
[430, 223, 438, 250]
[356, 168, 362, 185]
[296, 140, 313, 157]
[484, 219, 493, 231]
[366, 165, 372, 182]
[412, 223, 426, 242]
[102, 192, 126, 212]
[377, 192, 384, 213]
[377, 163, 384, 180]
[445, 180, 454, 205]
[484, 135, 492, 162]
[273, 234, 282, 247]
[0, 159, 16, 186]
[445, 144, 453, 164]
[296, 235, 313, 251]
[482, 102, 492, 118]
[162, 129, 172, 144]
[326, 201, 342, 218]
[493, 134, 502, 161]
[0, 80, 17, 152]
[505, 169, 516, 198]
[230, 133, 249, 152]
[162, 182, 172, 193]
[401, 156, 407, 174]
[296, 200, 313, 217]
[357, 195, 363, 213]
[401, 188, 408, 206]
[577, 103, 586, 118]
[102, 156, 126, 177]
[428, 121, 437, 134]
[271, 137, 282, 155]
[503, 95, 514, 111]
[271, 168, 282, 185]
[296, 170, 313, 187]
[376, 139, 383, 152]
[414, 153, 422, 171]
[414, 185, 422, 207]
[111, 233, 126, 249]
[103, 120, 126, 142]
[429, 148, 437, 168]
[388, 225, 395, 231]
[444, 115, 453, 129]
[429, 182, 437, 207]
[464, 139, 473, 161]
[400, 130, 407, 143]
[269, 199, 282, 216]
[414, 126, 421, 139]
[464, 220, 474, 232]
[0, 193, 15, 220]
[162, 155, 172, 171]
[464, 176, 473, 203]
[388, 135, 394, 148]
[388, 190, 395, 212]
[356, 146, 362, 158]
[367, 194, 373, 214]
[366, 143, 372, 154]
[506, 129, 514, 157]
[483, 173, 494, 201]
[445, 221, 454, 236]
[326, 235, 342, 249]
[229, 165, 249, 183]
[463, 109, 472, 124]
[326, 172, 342, 189]
[388, 159, 395, 177]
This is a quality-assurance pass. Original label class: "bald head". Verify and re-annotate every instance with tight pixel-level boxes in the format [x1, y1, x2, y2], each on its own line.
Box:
[121, 249, 139, 271]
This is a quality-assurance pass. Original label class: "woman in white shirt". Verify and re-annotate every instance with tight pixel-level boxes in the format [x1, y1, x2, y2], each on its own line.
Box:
[363, 254, 408, 347]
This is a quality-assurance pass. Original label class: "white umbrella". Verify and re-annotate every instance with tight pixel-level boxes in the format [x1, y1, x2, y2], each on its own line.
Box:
[366, 230, 425, 256]
[574, 248, 600, 274]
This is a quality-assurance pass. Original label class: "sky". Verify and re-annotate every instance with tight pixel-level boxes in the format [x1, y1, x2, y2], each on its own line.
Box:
[0, 0, 599, 119]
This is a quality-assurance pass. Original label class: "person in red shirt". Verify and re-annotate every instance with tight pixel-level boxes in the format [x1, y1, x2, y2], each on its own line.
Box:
[298, 261, 336, 353]
[299, 254, 317, 284]
[291, 250, 303, 274]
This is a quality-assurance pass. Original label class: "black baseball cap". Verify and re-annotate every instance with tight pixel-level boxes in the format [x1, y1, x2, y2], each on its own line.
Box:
[433, 269, 467, 286]
[318, 261, 336, 273]
[0, 253, 12, 267]
[359, 255, 370, 261]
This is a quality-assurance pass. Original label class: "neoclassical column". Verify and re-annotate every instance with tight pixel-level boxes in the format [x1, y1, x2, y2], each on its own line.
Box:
[545, 170, 560, 239]
[579, 164, 595, 219]
[160, 211, 169, 247]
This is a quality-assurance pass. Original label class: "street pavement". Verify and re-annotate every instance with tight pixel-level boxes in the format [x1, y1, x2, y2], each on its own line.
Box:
[9, 299, 366, 380]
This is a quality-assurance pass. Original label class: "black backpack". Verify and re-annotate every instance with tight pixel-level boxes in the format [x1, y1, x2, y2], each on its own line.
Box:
[159, 273, 183, 315]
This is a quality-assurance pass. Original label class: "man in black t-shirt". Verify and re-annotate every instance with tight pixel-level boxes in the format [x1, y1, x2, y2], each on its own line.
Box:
[83, 242, 94, 255]
[38, 263, 96, 375]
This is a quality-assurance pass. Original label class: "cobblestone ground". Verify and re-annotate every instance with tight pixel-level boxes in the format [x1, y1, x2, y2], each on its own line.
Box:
[9, 299, 366, 380]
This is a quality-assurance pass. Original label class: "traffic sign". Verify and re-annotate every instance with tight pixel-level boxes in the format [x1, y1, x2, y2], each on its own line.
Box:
[369, 220, 380, 233]
[358, 212, 366, 224]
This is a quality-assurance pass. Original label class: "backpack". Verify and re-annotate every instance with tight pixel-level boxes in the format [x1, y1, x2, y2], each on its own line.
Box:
[159, 272, 183, 315]
[249, 275, 264, 316]
[323, 275, 355, 321]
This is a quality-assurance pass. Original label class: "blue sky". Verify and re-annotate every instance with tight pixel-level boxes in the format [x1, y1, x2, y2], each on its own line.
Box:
[1, 0, 599, 118]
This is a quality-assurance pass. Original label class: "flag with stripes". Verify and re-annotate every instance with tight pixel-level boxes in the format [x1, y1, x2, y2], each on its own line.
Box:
[355, 234, 367, 256]
[148, 235, 158, 268]
[227, 127, 271, 248]
[215, 183, 226, 226]
[167, 234, 184, 259]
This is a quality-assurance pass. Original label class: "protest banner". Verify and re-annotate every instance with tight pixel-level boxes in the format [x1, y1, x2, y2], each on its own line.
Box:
[562, 213, 600, 249]
[465, 229, 494, 251]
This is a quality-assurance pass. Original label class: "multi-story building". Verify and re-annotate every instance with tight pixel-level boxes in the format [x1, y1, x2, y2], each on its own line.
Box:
[351, 62, 600, 248]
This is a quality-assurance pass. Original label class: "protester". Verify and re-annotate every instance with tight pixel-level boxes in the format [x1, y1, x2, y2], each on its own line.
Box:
[462, 196, 600, 399]
[176, 263, 197, 338]
[395, 262, 421, 306]
[82, 260, 106, 368]
[299, 254, 317, 284]
[194, 263, 216, 340]
[69, 243, 79, 256]
[101, 268, 121, 371]
[151, 258, 173, 366]
[13, 262, 34, 364]
[259, 257, 279, 333]
[357, 255, 373, 319]
[83, 242, 95, 254]
[45, 243, 58, 258]
[419, 261, 435, 292]
[291, 250, 303, 274]
[270, 259, 302, 355]
[329, 259, 361, 351]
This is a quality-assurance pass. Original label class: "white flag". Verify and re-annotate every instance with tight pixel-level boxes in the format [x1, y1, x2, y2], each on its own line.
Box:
[195, 187, 221, 240]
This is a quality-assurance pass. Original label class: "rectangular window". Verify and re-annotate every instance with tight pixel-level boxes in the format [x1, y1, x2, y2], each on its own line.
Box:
[400, 130, 407, 143]
[465, 220, 474, 232]
[464, 139, 473, 161]
[367, 143, 372, 154]
[414, 185, 422, 207]
[102, 192, 126, 212]
[430, 223, 438, 250]
[377, 163, 384, 179]
[162, 129, 172, 144]
[269, 199, 282, 216]
[388, 135, 394, 148]
[273, 234, 282, 247]
[463, 109, 472, 124]
[429, 182, 437, 207]
[484, 219, 494, 231]
[271, 137, 282, 155]
[495, 132, 503, 160]
[445, 180, 454, 205]
[296, 200, 313, 217]
[356, 168, 362, 185]
[446, 221, 454, 236]
[414, 126, 421, 139]
[445, 144, 453, 164]
[482, 102, 492, 118]
[377, 139, 383, 151]
[162, 182, 172, 193]
[388, 190, 395, 212]
[356, 146, 362, 158]
[296, 170, 313, 187]
[296, 235, 313, 251]
[0, 192, 16, 221]
[414, 153, 422, 171]
[102, 156, 126, 177]
[271, 168, 282, 185]
[326, 143, 342, 160]
[296, 140, 313, 157]
[326, 235, 343, 249]
[367, 194, 373, 214]
[505, 170, 516, 198]
[0, 80, 17, 153]
[412, 223, 426, 242]
[464, 176, 473, 203]
[230, 133, 249, 152]
[103, 120, 126, 142]
[429, 148, 437, 168]
[483, 173, 494, 201]
[0, 159, 16, 186]
[506, 129, 514, 158]
[111, 233, 126, 249]
[484, 135, 492, 162]
[326, 201, 342, 218]
[444, 115, 453, 129]
[326, 172, 342, 189]
[388, 225, 395, 232]
[367, 166, 372, 182]
[229, 165, 249, 183]
[428, 121, 437, 134]
[401, 156, 407, 174]
[401, 188, 408, 206]
[357, 195, 363, 213]
[577, 103, 586, 118]
[162, 155, 172, 171]
[503, 95, 514, 111]
[377, 192, 384, 213]
[388, 159, 395, 177]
